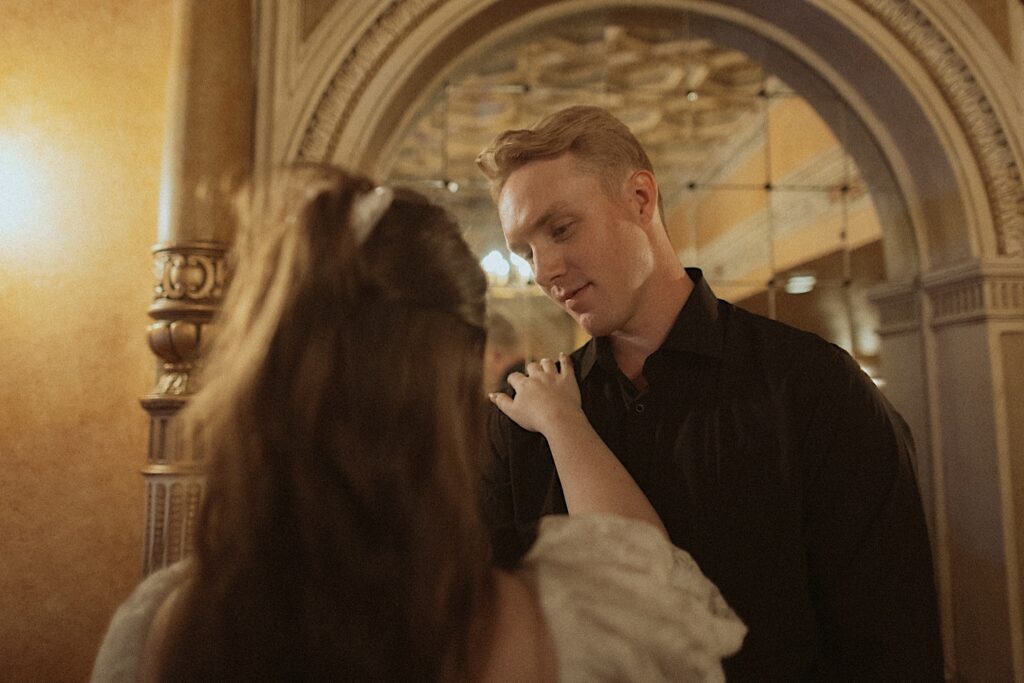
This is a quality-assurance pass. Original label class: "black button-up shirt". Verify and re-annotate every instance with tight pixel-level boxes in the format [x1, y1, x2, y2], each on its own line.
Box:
[482, 269, 943, 681]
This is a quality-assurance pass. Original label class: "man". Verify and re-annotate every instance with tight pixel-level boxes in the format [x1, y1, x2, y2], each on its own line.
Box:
[476, 105, 943, 680]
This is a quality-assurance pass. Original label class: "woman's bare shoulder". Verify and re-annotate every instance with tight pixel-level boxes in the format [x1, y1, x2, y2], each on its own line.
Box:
[136, 587, 181, 683]
[478, 569, 558, 682]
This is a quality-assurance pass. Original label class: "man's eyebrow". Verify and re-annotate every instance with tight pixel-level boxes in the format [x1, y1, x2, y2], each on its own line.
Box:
[530, 202, 575, 231]
[506, 202, 577, 253]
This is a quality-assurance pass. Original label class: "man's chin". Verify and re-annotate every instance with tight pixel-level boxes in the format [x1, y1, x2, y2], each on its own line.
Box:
[574, 313, 611, 338]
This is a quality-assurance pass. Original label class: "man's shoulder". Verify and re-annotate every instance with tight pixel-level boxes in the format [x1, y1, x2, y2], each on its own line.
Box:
[722, 300, 838, 358]
[490, 342, 595, 452]
[716, 300, 855, 391]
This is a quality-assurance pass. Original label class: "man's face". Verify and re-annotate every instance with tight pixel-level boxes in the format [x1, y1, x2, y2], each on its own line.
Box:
[498, 155, 655, 337]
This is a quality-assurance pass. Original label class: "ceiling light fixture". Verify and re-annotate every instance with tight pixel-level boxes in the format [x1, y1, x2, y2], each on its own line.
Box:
[784, 273, 816, 294]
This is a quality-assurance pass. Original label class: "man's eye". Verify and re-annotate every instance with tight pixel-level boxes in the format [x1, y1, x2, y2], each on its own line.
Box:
[552, 224, 572, 239]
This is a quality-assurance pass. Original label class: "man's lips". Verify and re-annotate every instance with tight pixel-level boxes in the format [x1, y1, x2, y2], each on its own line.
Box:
[562, 283, 590, 306]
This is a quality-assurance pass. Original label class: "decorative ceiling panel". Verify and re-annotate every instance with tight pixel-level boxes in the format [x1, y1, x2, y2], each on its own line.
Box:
[387, 20, 773, 195]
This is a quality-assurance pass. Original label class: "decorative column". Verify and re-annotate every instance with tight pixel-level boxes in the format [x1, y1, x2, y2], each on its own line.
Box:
[920, 259, 1024, 680]
[873, 260, 1024, 679]
[140, 0, 253, 575]
[140, 243, 227, 572]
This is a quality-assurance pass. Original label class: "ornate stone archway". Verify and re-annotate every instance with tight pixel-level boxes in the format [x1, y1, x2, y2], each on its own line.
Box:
[145, 1, 1022, 678]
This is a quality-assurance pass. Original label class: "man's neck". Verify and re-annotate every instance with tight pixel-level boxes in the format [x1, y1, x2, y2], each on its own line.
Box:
[609, 270, 694, 385]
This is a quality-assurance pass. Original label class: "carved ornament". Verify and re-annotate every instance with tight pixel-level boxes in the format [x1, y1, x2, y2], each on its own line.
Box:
[855, 0, 1024, 256]
[923, 261, 1024, 327]
[298, 0, 447, 161]
[151, 242, 227, 314]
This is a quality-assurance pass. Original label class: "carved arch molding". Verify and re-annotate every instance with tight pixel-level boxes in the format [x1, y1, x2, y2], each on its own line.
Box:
[295, 0, 1023, 258]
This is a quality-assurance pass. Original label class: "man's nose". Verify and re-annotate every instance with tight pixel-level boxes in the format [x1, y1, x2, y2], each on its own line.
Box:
[531, 247, 564, 288]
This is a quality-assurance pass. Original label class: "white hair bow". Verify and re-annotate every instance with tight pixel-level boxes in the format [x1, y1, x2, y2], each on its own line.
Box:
[350, 186, 395, 246]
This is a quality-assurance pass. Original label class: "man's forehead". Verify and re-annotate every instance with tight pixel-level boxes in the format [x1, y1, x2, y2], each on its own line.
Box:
[499, 195, 575, 237]
[500, 159, 601, 210]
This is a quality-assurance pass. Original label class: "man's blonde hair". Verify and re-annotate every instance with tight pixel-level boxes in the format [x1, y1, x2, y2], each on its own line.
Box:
[476, 105, 658, 206]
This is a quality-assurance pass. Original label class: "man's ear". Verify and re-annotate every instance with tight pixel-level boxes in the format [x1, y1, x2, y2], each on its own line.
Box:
[627, 170, 658, 227]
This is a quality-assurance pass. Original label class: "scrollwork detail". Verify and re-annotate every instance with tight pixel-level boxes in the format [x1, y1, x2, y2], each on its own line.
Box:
[145, 243, 227, 404]
[153, 250, 227, 303]
[152, 369, 195, 396]
[298, 0, 447, 161]
[855, 0, 1024, 256]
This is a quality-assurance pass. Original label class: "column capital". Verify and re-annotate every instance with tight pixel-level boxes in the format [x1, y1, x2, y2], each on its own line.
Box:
[921, 258, 1024, 327]
[869, 278, 922, 336]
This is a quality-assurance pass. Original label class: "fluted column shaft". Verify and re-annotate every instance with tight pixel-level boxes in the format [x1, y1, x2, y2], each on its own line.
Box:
[141, 0, 253, 575]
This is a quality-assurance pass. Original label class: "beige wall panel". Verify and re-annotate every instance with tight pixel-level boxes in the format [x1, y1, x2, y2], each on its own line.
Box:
[696, 188, 768, 247]
[933, 321, 1015, 680]
[767, 96, 840, 182]
[0, 1, 172, 680]
[770, 197, 883, 275]
[999, 329, 1024, 666]
[721, 140, 768, 187]
[666, 199, 691, 252]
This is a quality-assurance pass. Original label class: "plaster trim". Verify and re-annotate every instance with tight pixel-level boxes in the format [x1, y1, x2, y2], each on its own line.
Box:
[923, 259, 1024, 327]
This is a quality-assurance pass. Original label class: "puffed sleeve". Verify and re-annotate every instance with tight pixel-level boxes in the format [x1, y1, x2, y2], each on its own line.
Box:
[90, 561, 190, 683]
[523, 514, 746, 682]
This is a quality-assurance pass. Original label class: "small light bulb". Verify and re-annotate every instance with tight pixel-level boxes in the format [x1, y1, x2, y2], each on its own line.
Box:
[509, 252, 533, 283]
[480, 250, 510, 286]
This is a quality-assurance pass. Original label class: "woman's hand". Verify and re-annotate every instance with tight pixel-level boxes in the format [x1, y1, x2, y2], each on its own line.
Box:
[490, 352, 668, 537]
[489, 353, 583, 436]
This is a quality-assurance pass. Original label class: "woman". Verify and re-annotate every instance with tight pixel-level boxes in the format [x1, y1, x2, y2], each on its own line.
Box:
[92, 163, 744, 682]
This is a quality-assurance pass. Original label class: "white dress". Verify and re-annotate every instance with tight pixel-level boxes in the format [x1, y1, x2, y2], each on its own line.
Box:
[92, 514, 745, 682]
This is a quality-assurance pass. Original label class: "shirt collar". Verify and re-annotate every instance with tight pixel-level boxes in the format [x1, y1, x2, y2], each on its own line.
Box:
[578, 268, 724, 381]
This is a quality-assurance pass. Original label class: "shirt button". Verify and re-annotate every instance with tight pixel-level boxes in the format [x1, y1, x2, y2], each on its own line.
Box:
[634, 403, 645, 414]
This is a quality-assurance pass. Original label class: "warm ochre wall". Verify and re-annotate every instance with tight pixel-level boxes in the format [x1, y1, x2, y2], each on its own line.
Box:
[0, 2, 172, 680]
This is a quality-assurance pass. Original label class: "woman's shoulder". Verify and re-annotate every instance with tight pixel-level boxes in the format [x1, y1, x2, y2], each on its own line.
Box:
[479, 570, 558, 682]
[90, 561, 191, 683]
[522, 514, 746, 682]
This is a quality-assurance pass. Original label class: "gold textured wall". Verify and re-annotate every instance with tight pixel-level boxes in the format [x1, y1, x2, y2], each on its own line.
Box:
[0, 1, 172, 680]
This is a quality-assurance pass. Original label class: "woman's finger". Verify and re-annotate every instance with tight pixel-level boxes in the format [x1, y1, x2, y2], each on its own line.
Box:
[558, 352, 573, 376]
[488, 391, 515, 417]
[506, 371, 527, 390]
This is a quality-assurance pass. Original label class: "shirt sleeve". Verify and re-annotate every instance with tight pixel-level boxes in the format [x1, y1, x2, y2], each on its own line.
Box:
[800, 347, 944, 679]
[90, 562, 190, 683]
[524, 514, 746, 683]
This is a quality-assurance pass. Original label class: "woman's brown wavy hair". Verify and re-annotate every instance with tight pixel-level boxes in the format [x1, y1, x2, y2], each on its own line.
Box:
[159, 163, 494, 680]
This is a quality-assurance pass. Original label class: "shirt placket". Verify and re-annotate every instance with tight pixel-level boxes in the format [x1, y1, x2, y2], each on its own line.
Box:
[619, 377, 658, 489]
